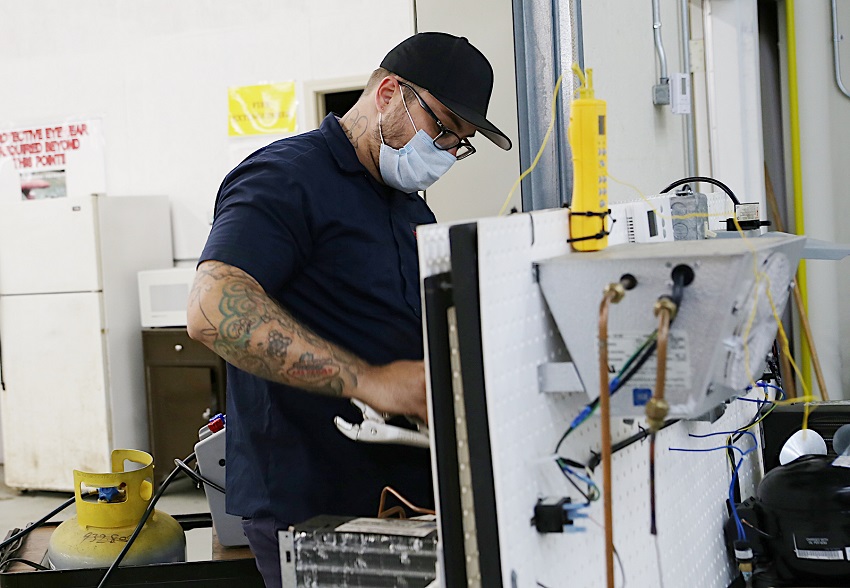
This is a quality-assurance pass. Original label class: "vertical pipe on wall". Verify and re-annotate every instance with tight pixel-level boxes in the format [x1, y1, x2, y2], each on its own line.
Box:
[832, 0, 850, 100]
[575, 0, 585, 71]
[512, 0, 576, 212]
[652, 0, 670, 82]
[551, 0, 571, 207]
[784, 0, 812, 392]
[680, 0, 697, 175]
[512, 0, 534, 211]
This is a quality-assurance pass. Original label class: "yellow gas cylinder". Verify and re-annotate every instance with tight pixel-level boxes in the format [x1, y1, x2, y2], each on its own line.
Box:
[47, 449, 186, 569]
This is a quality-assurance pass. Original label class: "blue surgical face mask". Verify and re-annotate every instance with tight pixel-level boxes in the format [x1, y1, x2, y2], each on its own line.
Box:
[378, 101, 455, 193]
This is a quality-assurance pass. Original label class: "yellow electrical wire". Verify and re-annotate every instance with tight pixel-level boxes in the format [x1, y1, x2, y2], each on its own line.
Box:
[606, 172, 728, 222]
[498, 73, 564, 217]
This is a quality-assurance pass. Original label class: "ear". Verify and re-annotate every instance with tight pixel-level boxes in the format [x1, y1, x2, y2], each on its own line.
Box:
[374, 77, 398, 113]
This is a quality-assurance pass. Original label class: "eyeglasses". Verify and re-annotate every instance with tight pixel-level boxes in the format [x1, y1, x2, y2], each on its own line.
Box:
[398, 82, 476, 160]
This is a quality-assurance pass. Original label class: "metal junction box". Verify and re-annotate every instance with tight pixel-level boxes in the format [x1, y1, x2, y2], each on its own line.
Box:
[536, 233, 806, 419]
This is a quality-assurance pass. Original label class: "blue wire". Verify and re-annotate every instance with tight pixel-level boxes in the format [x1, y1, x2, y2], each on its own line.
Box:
[667, 429, 757, 542]
[746, 381, 786, 400]
[560, 463, 600, 494]
[687, 430, 757, 445]
[730, 457, 746, 540]
[668, 444, 755, 458]
[568, 405, 594, 431]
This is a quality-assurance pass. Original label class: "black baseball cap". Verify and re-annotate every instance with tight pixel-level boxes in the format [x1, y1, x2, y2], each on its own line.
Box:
[380, 32, 512, 151]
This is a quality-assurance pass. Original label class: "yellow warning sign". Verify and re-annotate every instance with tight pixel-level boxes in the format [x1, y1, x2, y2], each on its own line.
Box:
[228, 82, 297, 136]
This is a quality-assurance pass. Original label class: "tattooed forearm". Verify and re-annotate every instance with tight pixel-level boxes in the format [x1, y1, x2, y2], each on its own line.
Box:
[187, 260, 366, 397]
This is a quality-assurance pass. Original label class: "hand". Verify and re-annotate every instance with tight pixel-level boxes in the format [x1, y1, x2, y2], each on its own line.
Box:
[354, 360, 428, 422]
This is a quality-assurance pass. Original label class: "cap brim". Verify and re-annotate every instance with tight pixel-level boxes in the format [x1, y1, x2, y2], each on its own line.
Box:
[431, 92, 512, 151]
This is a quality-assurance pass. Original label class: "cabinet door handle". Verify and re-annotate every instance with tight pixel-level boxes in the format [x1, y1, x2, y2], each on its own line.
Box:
[174, 344, 183, 352]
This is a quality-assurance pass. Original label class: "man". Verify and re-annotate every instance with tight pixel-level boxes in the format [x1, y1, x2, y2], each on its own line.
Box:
[187, 32, 511, 587]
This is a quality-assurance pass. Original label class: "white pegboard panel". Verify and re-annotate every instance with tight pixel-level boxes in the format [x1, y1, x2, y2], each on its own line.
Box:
[418, 222, 454, 279]
[416, 219, 455, 580]
[470, 210, 764, 588]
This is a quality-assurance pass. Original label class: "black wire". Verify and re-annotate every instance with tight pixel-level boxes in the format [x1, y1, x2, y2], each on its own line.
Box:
[732, 396, 768, 444]
[0, 495, 77, 551]
[555, 458, 592, 505]
[0, 557, 48, 571]
[554, 335, 659, 455]
[671, 269, 687, 307]
[554, 398, 598, 455]
[742, 518, 773, 539]
[558, 457, 588, 470]
[96, 453, 197, 588]
[769, 340, 783, 390]
[174, 457, 225, 494]
[660, 176, 741, 205]
[610, 340, 658, 395]
[586, 419, 679, 472]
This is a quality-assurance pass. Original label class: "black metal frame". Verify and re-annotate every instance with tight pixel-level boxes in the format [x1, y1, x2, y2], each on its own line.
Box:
[0, 514, 263, 588]
[447, 223, 503, 587]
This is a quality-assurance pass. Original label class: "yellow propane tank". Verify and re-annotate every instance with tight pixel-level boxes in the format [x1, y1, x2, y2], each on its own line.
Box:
[47, 449, 185, 569]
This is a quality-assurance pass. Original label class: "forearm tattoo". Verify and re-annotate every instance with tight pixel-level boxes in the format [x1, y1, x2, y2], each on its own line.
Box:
[190, 261, 362, 397]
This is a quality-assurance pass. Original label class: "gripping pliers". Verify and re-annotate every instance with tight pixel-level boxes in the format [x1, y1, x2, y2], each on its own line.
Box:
[334, 398, 430, 449]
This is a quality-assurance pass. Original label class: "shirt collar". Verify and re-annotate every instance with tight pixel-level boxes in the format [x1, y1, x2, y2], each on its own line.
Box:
[320, 113, 368, 174]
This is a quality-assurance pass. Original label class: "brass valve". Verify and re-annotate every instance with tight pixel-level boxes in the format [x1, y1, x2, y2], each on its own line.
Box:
[603, 282, 626, 303]
[653, 296, 678, 321]
[645, 397, 669, 433]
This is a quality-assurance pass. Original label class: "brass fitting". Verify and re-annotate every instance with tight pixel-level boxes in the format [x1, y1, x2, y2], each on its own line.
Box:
[645, 397, 669, 432]
[653, 296, 678, 320]
[604, 282, 626, 303]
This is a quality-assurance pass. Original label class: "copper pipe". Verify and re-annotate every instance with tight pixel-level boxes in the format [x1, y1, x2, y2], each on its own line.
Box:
[377, 486, 435, 519]
[778, 350, 797, 399]
[791, 285, 828, 400]
[598, 288, 619, 588]
[654, 308, 671, 406]
[646, 302, 673, 433]
[763, 162, 827, 400]
[647, 304, 673, 543]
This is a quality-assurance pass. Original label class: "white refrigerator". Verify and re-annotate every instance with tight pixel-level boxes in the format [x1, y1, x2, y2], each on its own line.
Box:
[0, 194, 172, 490]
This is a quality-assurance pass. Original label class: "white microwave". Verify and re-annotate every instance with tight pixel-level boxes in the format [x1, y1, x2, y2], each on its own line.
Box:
[137, 267, 197, 327]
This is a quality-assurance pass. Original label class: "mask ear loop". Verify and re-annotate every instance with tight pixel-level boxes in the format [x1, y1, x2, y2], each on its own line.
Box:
[398, 85, 418, 132]
[379, 82, 419, 146]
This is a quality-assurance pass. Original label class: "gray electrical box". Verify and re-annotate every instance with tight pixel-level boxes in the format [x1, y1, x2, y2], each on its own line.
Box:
[536, 233, 806, 419]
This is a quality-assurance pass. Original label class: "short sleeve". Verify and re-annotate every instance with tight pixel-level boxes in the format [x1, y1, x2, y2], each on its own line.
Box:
[200, 153, 314, 295]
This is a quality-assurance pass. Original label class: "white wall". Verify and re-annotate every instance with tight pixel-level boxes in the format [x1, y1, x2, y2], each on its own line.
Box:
[0, 1, 414, 261]
[415, 0, 523, 221]
[418, 0, 766, 218]
[582, 0, 689, 200]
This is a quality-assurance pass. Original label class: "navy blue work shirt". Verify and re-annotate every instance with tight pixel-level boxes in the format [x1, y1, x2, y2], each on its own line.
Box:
[199, 113, 436, 524]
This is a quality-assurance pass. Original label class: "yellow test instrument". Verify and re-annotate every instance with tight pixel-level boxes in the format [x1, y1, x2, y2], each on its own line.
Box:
[568, 66, 608, 251]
